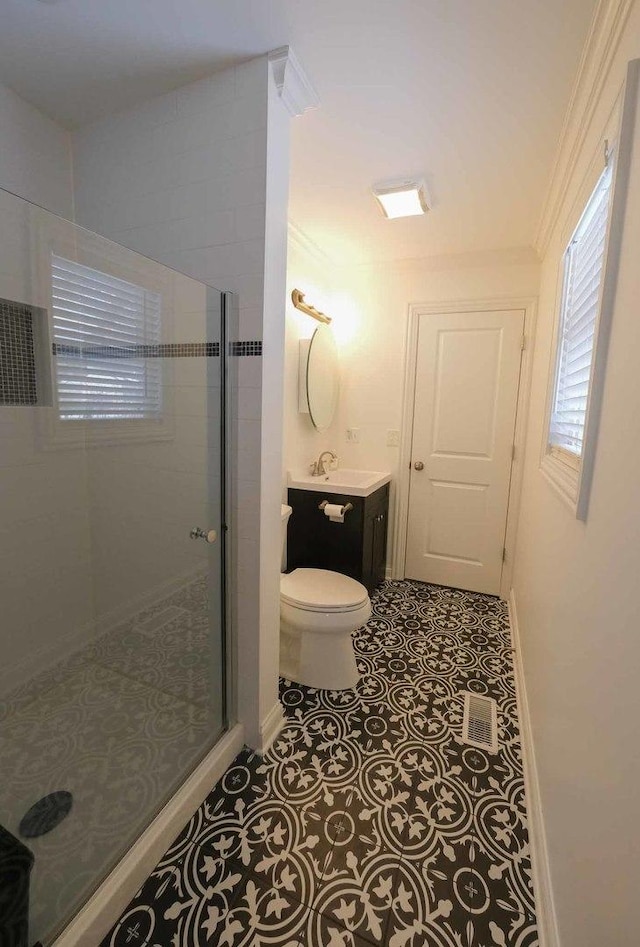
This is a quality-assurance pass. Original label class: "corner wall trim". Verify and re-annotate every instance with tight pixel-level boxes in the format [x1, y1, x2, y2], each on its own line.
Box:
[287, 220, 336, 267]
[508, 591, 560, 947]
[534, 0, 634, 255]
[268, 46, 320, 117]
[53, 723, 245, 947]
[256, 700, 285, 755]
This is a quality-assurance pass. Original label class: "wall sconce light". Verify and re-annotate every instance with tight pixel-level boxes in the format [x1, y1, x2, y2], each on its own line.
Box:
[372, 179, 431, 219]
[291, 289, 332, 324]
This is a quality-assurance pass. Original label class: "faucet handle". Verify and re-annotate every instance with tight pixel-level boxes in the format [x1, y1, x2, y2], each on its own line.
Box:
[309, 461, 319, 475]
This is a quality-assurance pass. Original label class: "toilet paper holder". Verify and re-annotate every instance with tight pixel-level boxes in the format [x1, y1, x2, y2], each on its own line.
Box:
[319, 500, 353, 516]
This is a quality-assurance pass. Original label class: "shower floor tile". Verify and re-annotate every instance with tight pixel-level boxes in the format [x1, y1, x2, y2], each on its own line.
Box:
[0, 573, 221, 946]
[0, 664, 217, 944]
[99, 580, 538, 947]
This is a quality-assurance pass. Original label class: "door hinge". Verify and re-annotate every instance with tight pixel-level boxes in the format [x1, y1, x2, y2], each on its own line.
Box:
[521, 335, 526, 351]
[502, 546, 507, 562]
[511, 443, 516, 462]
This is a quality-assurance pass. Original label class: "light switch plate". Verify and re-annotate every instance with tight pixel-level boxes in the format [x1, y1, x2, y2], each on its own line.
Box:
[346, 428, 360, 443]
[387, 429, 400, 447]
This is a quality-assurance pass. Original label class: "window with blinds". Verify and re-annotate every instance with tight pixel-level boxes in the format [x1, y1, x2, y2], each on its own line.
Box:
[549, 163, 613, 461]
[51, 255, 162, 421]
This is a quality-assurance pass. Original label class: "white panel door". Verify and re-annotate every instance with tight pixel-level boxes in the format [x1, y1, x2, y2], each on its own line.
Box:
[405, 309, 524, 594]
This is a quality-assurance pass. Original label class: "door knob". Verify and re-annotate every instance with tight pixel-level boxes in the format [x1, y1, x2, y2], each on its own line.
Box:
[190, 527, 217, 543]
[413, 461, 424, 471]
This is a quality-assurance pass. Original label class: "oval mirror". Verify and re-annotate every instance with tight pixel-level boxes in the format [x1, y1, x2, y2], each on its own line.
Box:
[306, 325, 339, 432]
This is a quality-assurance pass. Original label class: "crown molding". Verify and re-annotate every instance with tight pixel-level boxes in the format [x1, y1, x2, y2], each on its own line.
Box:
[534, 0, 634, 257]
[391, 245, 540, 271]
[268, 46, 319, 118]
[287, 220, 336, 266]
[288, 226, 539, 273]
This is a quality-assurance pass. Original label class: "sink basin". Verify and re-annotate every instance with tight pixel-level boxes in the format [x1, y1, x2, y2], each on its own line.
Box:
[288, 468, 392, 497]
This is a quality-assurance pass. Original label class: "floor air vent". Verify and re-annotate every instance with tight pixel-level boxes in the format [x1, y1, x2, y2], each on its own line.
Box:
[461, 691, 498, 753]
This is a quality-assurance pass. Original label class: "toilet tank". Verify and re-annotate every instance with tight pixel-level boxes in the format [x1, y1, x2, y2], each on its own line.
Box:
[281, 504, 292, 572]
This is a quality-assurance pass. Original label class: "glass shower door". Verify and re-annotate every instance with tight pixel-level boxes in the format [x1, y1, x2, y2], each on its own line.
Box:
[0, 190, 227, 946]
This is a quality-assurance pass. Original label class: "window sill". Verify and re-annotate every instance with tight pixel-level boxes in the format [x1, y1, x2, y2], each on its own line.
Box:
[540, 452, 579, 514]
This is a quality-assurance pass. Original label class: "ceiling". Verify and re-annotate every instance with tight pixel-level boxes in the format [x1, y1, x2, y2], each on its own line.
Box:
[0, 0, 598, 265]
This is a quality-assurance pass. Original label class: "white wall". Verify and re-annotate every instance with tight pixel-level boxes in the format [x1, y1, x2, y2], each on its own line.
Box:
[0, 189, 223, 699]
[256, 65, 293, 745]
[72, 53, 305, 750]
[72, 59, 268, 341]
[0, 87, 83, 694]
[283, 245, 540, 569]
[512, 7, 640, 946]
[0, 81, 72, 218]
[72, 59, 270, 744]
[82, 267, 217, 620]
[283, 227, 342, 479]
[0, 192, 94, 695]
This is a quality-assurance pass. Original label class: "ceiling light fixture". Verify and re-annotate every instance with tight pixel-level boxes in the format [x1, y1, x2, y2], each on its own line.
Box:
[372, 179, 431, 219]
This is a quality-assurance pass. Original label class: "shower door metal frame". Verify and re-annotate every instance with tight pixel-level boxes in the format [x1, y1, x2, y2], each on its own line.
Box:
[221, 290, 238, 733]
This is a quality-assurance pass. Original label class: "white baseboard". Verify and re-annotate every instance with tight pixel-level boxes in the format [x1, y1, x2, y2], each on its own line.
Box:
[53, 723, 245, 947]
[508, 590, 560, 947]
[255, 700, 285, 755]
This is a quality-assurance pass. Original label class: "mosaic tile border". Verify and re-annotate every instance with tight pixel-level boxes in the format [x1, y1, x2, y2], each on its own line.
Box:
[0, 299, 38, 405]
[51, 341, 263, 359]
[52, 342, 221, 359]
[229, 340, 262, 357]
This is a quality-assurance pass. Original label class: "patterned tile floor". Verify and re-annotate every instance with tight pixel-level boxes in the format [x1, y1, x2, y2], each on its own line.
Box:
[0, 573, 221, 945]
[101, 580, 537, 947]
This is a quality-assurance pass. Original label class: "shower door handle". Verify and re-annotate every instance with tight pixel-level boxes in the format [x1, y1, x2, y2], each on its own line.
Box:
[190, 527, 217, 543]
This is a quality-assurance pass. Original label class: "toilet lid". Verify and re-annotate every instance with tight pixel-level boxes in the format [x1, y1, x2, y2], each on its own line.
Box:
[281, 568, 369, 612]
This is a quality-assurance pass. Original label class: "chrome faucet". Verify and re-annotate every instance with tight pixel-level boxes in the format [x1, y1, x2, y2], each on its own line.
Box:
[309, 450, 337, 477]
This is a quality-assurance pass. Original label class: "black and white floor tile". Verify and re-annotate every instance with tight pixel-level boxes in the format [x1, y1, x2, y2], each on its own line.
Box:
[100, 580, 537, 947]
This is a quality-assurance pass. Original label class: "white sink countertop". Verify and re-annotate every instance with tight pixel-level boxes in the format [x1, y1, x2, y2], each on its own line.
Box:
[288, 468, 392, 497]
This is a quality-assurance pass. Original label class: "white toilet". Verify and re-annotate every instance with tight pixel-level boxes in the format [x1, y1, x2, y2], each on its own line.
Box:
[280, 504, 371, 690]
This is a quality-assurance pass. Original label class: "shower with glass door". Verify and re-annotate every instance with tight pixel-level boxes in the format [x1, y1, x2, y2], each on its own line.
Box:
[0, 185, 230, 946]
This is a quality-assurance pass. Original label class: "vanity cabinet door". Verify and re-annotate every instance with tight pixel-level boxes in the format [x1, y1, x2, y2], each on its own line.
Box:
[287, 489, 364, 581]
[362, 485, 389, 591]
[287, 483, 389, 593]
[371, 508, 388, 588]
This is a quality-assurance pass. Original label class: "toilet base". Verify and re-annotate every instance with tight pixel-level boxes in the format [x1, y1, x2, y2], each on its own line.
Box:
[280, 621, 359, 691]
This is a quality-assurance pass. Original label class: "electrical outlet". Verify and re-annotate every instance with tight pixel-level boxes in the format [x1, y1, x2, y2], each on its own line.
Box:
[346, 428, 360, 443]
[387, 429, 400, 447]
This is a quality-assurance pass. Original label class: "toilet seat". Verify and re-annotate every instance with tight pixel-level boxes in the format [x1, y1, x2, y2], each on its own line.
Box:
[280, 568, 369, 613]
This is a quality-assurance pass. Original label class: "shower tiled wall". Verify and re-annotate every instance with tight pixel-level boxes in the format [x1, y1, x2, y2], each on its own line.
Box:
[0, 196, 95, 696]
[0, 189, 228, 699]
[71, 57, 268, 348]
[71, 54, 292, 748]
[0, 80, 73, 218]
[70, 59, 269, 668]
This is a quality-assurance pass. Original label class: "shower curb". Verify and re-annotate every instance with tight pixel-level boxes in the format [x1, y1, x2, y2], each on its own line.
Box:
[52, 723, 245, 947]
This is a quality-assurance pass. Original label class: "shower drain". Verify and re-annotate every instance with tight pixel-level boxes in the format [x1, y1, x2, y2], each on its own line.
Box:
[19, 791, 73, 838]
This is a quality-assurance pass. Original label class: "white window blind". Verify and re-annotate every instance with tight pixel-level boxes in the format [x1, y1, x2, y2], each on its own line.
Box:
[51, 255, 162, 421]
[549, 163, 612, 457]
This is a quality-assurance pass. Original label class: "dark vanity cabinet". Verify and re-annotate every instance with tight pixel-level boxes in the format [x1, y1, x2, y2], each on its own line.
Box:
[286, 483, 389, 593]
